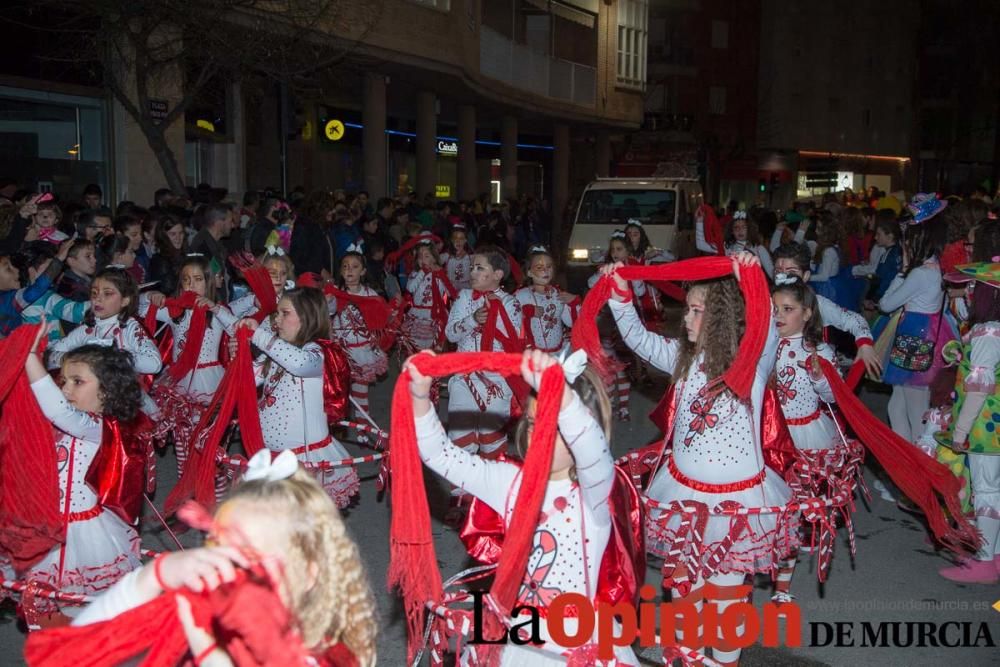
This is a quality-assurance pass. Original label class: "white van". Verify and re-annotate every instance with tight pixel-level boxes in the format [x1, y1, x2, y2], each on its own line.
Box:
[566, 177, 703, 276]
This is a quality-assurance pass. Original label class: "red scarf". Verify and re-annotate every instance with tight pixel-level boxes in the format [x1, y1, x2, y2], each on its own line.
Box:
[165, 329, 265, 514]
[243, 266, 278, 323]
[384, 233, 444, 273]
[700, 204, 726, 256]
[426, 270, 457, 344]
[144, 292, 210, 382]
[505, 251, 524, 285]
[388, 353, 564, 665]
[24, 565, 358, 667]
[572, 257, 770, 400]
[322, 285, 394, 331]
[817, 358, 978, 551]
[316, 340, 351, 423]
[477, 294, 524, 354]
[0, 325, 61, 570]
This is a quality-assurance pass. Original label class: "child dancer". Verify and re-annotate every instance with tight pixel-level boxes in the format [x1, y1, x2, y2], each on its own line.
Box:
[237, 287, 360, 508]
[625, 219, 675, 263]
[402, 238, 454, 352]
[54, 451, 377, 666]
[515, 246, 577, 354]
[406, 348, 640, 665]
[697, 210, 774, 276]
[444, 246, 522, 461]
[589, 231, 646, 421]
[603, 253, 797, 667]
[19, 337, 143, 613]
[440, 223, 472, 290]
[937, 232, 1000, 584]
[877, 219, 948, 441]
[48, 267, 163, 421]
[770, 277, 862, 602]
[228, 246, 295, 320]
[329, 247, 389, 422]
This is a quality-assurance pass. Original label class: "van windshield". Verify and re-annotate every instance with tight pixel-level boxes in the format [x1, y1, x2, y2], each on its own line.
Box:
[577, 189, 676, 225]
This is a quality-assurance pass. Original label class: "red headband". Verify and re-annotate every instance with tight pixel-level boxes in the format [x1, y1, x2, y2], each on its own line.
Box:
[388, 352, 564, 664]
[571, 256, 770, 399]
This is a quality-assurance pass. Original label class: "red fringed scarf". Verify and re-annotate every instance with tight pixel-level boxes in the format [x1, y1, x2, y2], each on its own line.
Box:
[85, 414, 154, 526]
[817, 358, 979, 551]
[699, 203, 725, 256]
[165, 329, 265, 514]
[0, 325, 61, 569]
[143, 292, 210, 382]
[23, 565, 358, 667]
[229, 253, 279, 323]
[388, 353, 565, 665]
[571, 257, 770, 399]
[321, 285, 393, 332]
[316, 340, 352, 423]
[384, 233, 444, 273]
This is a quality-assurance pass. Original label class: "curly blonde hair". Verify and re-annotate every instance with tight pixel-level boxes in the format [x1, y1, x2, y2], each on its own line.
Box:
[674, 279, 745, 386]
[224, 469, 377, 666]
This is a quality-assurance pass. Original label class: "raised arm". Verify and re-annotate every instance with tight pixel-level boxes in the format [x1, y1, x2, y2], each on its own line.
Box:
[558, 393, 614, 524]
[250, 324, 323, 377]
[608, 298, 678, 373]
[695, 217, 719, 254]
[29, 373, 102, 441]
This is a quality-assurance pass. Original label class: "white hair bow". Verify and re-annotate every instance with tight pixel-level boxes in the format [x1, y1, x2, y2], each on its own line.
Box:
[346, 242, 364, 254]
[84, 338, 114, 347]
[626, 218, 643, 227]
[284, 280, 296, 291]
[266, 245, 285, 257]
[528, 245, 549, 254]
[774, 272, 799, 286]
[557, 348, 588, 384]
[105, 264, 126, 270]
[611, 230, 626, 240]
[734, 210, 748, 220]
[186, 252, 205, 258]
[243, 449, 298, 483]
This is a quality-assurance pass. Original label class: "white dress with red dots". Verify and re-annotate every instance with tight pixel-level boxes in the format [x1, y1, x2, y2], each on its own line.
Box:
[251, 323, 359, 508]
[609, 298, 799, 574]
[514, 286, 574, 353]
[440, 252, 472, 291]
[774, 335, 840, 451]
[329, 285, 388, 385]
[10, 376, 142, 614]
[415, 395, 638, 666]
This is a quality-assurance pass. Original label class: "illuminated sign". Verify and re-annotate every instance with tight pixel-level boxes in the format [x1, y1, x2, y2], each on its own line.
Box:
[435, 185, 451, 198]
[324, 119, 345, 141]
[437, 140, 458, 155]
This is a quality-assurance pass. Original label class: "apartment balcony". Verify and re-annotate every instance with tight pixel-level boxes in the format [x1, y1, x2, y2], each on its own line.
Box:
[479, 25, 596, 107]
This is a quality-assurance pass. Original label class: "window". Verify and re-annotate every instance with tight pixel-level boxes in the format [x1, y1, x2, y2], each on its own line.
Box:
[709, 86, 726, 115]
[711, 20, 728, 49]
[617, 0, 648, 89]
[577, 189, 676, 225]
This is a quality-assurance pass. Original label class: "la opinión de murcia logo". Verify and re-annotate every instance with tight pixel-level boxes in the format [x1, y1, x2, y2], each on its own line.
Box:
[468, 587, 997, 657]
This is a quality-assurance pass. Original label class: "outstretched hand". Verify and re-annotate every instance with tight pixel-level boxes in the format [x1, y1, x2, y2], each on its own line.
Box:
[731, 251, 760, 282]
[599, 262, 628, 300]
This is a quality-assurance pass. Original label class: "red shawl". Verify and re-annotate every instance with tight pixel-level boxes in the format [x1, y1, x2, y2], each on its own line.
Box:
[388, 353, 564, 664]
[229, 253, 278, 324]
[571, 257, 770, 399]
[0, 325, 61, 569]
[165, 329, 265, 514]
[24, 565, 358, 667]
[699, 204, 726, 256]
[143, 292, 210, 382]
[817, 358, 978, 551]
[322, 284, 394, 332]
[384, 233, 444, 273]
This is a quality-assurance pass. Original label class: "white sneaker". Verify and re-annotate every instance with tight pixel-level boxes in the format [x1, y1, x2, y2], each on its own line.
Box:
[872, 479, 895, 502]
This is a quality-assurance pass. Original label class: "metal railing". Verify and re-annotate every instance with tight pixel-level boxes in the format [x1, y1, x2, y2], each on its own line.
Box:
[479, 26, 596, 107]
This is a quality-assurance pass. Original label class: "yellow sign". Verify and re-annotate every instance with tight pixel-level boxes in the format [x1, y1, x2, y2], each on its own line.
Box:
[196, 119, 215, 133]
[435, 185, 451, 198]
[324, 119, 345, 141]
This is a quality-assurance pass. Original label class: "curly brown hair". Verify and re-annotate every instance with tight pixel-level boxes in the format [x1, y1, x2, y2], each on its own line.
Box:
[674, 279, 745, 386]
[61, 344, 142, 421]
[813, 213, 844, 267]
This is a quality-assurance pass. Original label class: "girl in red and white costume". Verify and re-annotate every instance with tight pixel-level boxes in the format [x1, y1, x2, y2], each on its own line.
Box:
[439, 224, 472, 290]
[515, 246, 578, 354]
[769, 277, 862, 602]
[603, 252, 797, 667]
[407, 348, 639, 666]
[236, 287, 360, 509]
[589, 231, 646, 421]
[402, 240, 454, 352]
[227, 246, 296, 320]
[14, 338, 143, 615]
[329, 245, 388, 421]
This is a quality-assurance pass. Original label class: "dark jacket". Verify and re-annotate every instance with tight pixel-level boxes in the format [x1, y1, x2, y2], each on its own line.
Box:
[289, 218, 335, 276]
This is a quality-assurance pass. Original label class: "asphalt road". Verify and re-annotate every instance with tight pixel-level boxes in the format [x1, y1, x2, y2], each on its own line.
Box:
[1, 361, 997, 666]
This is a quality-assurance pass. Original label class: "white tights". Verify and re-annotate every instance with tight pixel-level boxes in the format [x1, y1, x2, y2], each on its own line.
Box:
[887, 385, 929, 442]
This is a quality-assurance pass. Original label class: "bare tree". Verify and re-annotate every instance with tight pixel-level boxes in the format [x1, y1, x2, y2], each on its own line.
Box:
[7, 1, 383, 193]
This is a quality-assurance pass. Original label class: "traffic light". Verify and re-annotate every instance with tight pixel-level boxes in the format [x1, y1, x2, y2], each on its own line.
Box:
[758, 178, 767, 193]
[770, 172, 780, 189]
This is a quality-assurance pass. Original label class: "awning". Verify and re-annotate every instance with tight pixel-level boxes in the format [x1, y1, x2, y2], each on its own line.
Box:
[523, 0, 597, 28]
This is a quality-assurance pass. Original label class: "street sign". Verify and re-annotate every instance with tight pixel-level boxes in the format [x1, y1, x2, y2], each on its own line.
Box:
[148, 99, 168, 125]
[435, 185, 451, 198]
[324, 119, 345, 141]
